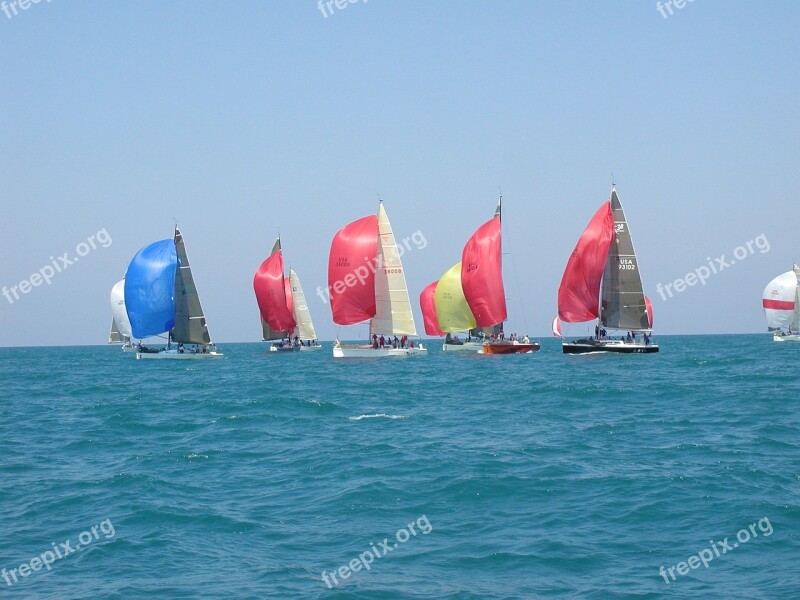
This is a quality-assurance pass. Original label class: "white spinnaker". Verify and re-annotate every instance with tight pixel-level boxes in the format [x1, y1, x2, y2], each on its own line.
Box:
[762, 270, 798, 330]
[289, 269, 317, 340]
[370, 203, 417, 336]
[110, 279, 133, 338]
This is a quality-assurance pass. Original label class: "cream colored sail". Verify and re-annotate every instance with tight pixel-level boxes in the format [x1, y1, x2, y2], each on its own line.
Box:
[370, 202, 417, 336]
[289, 269, 317, 340]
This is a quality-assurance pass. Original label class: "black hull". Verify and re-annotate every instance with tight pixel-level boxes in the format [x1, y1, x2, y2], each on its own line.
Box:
[562, 339, 659, 354]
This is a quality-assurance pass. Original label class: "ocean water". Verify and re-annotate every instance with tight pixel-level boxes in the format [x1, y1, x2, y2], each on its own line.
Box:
[0, 335, 798, 599]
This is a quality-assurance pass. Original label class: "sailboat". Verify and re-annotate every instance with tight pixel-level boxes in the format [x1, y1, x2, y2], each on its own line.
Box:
[109, 279, 136, 351]
[762, 264, 800, 341]
[254, 237, 322, 352]
[125, 227, 223, 359]
[462, 198, 539, 354]
[289, 269, 322, 350]
[420, 264, 482, 352]
[557, 186, 658, 354]
[328, 201, 426, 358]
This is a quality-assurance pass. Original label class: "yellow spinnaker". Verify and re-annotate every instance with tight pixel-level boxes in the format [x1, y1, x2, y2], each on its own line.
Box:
[434, 262, 477, 333]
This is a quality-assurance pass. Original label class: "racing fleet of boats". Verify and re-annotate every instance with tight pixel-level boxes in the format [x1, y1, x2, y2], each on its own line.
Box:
[105, 185, 792, 358]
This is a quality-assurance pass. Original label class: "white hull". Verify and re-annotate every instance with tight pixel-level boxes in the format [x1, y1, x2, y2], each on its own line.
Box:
[299, 344, 323, 351]
[121, 344, 137, 353]
[441, 341, 483, 352]
[774, 333, 800, 342]
[137, 349, 223, 360]
[332, 342, 427, 358]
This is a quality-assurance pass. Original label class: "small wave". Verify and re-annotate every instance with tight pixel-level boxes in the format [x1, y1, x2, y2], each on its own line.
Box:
[349, 413, 406, 421]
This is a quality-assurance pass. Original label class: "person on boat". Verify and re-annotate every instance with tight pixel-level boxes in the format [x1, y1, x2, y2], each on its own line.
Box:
[626, 332, 632, 343]
[595, 325, 599, 339]
[379, 335, 385, 348]
[522, 335, 530, 344]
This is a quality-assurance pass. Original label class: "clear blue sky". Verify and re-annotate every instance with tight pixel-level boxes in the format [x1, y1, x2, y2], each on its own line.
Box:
[1, 1, 798, 346]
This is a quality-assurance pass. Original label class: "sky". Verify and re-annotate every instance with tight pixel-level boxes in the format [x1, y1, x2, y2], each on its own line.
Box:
[1, 1, 798, 346]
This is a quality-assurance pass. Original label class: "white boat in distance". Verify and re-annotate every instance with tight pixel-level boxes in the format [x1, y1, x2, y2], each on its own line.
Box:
[109, 279, 136, 352]
[763, 264, 800, 342]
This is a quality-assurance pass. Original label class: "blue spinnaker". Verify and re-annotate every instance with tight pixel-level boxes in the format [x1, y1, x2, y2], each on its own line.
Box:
[124, 239, 177, 339]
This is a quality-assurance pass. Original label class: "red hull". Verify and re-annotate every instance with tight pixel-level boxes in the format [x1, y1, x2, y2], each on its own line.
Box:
[481, 342, 541, 354]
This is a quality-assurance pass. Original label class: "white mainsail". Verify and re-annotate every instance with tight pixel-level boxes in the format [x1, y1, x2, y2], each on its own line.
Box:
[370, 203, 417, 336]
[109, 318, 124, 344]
[762, 267, 799, 331]
[109, 279, 132, 343]
[289, 269, 317, 340]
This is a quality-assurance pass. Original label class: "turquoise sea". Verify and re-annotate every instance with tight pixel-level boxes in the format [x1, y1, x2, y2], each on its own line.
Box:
[0, 335, 798, 598]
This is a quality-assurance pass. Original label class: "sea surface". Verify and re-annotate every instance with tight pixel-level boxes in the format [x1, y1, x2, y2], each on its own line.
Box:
[0, 335, 798, 599]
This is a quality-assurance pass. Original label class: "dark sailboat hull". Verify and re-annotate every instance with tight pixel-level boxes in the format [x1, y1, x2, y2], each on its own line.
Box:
[562, 339, 659, 354]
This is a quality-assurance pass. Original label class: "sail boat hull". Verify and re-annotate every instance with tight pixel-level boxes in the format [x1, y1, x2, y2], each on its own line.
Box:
[332, 342, 427, 358]
[299, 343, 323, 351]
[562, 339, 659, 354]
[269, 343, 300, 353]
[773, 333, 800, 342]
[481, 342, 541, 354]
[442, 341, 483, 352]
[136, 348, 223, 359]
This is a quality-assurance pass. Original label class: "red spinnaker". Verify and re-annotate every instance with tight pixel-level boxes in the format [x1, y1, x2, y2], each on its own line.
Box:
[419, 281, 444, 336]
[644, 295, 654, 328]
[558, 201, 614, 323]
[254, 246, 296, 332]
[328, 215, 378, 325]
[461, 215, 507, 328]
